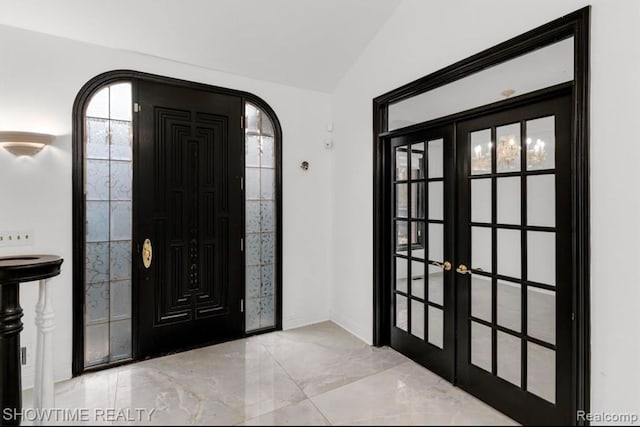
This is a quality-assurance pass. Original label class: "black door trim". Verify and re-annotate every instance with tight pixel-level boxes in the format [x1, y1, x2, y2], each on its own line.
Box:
[373, 6, 590, 425]
[72, 70, 283, 375]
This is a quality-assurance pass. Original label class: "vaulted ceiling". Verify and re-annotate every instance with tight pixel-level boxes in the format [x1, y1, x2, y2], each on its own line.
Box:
[0, 0, 401, 92]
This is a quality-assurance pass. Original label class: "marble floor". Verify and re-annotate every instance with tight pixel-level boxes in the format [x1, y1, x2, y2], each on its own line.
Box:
[22, 322, 518, 425]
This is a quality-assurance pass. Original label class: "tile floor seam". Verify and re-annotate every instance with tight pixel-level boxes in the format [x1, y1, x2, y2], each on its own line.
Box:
[306, 360, 415, 424]
[259, 332, 410, 402]
[306, 396, 334, 426]
[257, 339, 308, 401]
[113, 369, 120, 412]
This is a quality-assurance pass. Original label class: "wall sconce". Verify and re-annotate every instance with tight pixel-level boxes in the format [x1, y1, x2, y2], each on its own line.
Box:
[0, 131, 55, 156]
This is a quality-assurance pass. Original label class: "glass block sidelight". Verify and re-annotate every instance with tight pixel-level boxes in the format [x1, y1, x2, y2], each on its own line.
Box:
[84, 82, 133, 367]
[245, 103, 277, 332]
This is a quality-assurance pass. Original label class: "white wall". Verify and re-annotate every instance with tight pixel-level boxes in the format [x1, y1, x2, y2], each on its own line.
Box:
[330, 0, 640, 419]
[0, 24, 333, 389]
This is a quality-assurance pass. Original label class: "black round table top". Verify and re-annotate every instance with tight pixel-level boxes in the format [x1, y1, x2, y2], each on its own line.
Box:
[0, 255, 63, 284]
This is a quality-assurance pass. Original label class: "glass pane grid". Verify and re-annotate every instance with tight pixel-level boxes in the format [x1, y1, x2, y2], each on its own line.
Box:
[84, 83, 133, 368]
[245, 103, 277, 332]
[393, 139, 446, 348]
[468, 122, 556, 398]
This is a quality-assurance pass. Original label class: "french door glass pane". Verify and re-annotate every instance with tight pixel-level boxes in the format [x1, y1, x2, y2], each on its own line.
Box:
[528, 231, 556, 285]
[396, 184, 408, 218]
[396, 295, 408, 331]
[395, 147, 408, 180]
[411, 142, 425, 179]
[395, 257, 408, 293]
[471, 321, 492, 372]
[497, 332, 521, 386]
[428, 182, 443, 220]
[471, 178, 491, 223]
[396, 221, 409, 254]
[411, 300, 425, 339]
[411, 182, 425, 219]
[497, 280, 521, 332]
[528, 287, 556, 345]
[471, 226, 491, 272]
[428, 139, 444, 178]
[471, 276, 492, 322]
[411, 222, 425, 260]
[497, 228, 521, 279]
[84, 82, 132, 368]
[428, 223, 443, 262]
[497, 177, 520, 225]
[527, 342, 556, 403]
[496, 123, 521, 173]
[526, 116, 555, 170]
[527, 175, 555, 227]
[427, 265, 443, 305]
[470, 129, 492, 175]
[427, 306, 443, 348]
[411, 260, 425, 299]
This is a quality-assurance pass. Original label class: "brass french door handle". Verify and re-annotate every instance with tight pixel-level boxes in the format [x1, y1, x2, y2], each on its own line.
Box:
[142, 239, 153, 269]
[432, 261, 452, 271]
[456, 264, 470, 275]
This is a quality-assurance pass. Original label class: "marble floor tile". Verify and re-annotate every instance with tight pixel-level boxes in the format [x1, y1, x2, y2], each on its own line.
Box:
[255, 321, 409, 397]
[239, 400, 330, 426]
[114, 339, 305, 425]
[311, 361, 518, 426]
[20, 321, 519, 426]
[20, 369, 118, 426]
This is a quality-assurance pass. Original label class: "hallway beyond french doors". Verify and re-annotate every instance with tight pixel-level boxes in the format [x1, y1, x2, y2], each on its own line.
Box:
[387, 92, 573, 425]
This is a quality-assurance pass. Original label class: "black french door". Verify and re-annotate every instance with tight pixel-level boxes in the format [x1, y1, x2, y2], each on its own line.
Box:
[389, 124, 455, 381]
[455, 94, 573, 425]
[387, 92, 573, 425]
[135, 80, 244, 358]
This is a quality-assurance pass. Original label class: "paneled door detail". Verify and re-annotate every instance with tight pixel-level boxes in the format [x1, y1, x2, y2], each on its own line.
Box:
[455, 94, 572, 425]
[389, 125, 455, 380]
[136, 80, 244, 358]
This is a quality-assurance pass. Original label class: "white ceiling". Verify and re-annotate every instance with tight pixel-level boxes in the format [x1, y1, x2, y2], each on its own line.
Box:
[0, 0, 401, 92]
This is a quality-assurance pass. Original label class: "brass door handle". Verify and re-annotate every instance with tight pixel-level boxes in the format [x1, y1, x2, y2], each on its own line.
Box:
[142, 239, 153, 269]
[456, 264, 470, 275]
[432, 261, 452, 271]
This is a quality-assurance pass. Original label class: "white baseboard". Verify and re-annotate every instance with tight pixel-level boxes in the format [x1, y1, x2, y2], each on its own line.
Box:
[330, 310, 372, 345]
[283, 312, 330, 331]
[22, 361, 71, 391]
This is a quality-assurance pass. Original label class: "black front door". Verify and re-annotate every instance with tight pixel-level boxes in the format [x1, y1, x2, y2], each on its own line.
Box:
[389, 124, 455, 381]
[455, 93, 573, 425]
[135, 80, 244, 358]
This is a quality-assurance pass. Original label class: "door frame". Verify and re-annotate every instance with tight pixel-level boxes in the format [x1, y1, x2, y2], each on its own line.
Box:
[373, 6, 590, 424]
[72, 70, 283, 375]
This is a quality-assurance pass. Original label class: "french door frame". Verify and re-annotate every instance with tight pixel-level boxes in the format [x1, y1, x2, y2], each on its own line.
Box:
[71, 70, 283, 375]
[373, 7, 590, 425]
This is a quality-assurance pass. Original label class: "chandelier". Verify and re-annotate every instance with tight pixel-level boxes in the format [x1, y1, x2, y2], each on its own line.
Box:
[472, 135, 547, 173]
